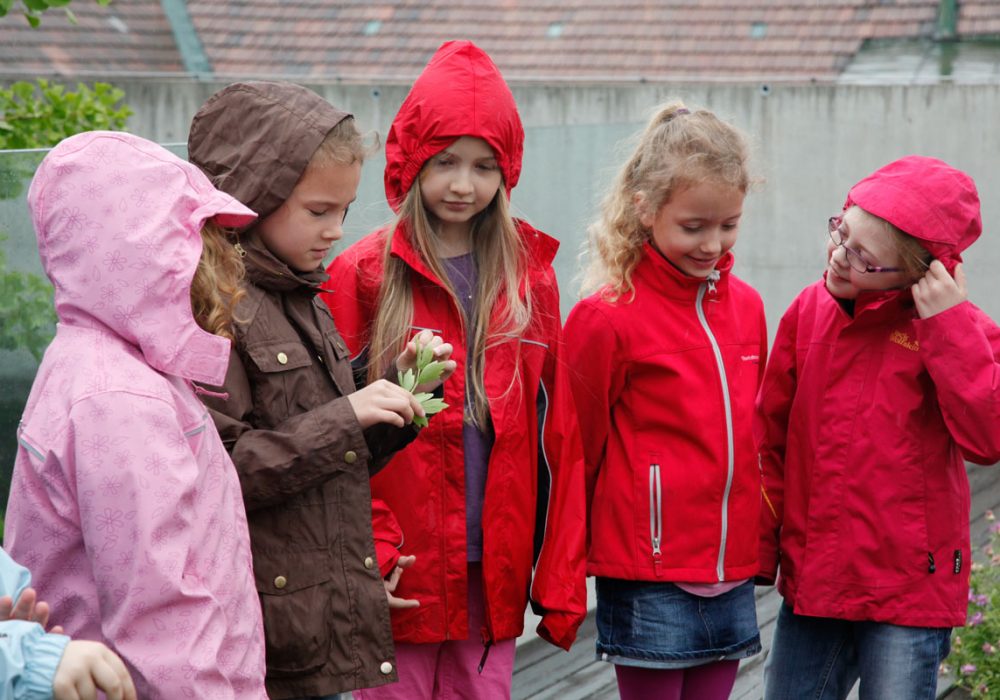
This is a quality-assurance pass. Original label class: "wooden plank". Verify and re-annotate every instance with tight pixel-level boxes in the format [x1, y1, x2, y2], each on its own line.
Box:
[363, 463, 996, 700]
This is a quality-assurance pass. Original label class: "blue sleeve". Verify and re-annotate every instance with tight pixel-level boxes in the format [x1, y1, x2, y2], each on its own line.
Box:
[0, 549, 70, 699]
[0, 549, 32, 602]
[0, 620, 70, 700]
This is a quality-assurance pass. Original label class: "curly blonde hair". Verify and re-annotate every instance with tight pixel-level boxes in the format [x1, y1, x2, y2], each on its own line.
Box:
[190, 219, 245, 340]
[581, 101, 752, 300]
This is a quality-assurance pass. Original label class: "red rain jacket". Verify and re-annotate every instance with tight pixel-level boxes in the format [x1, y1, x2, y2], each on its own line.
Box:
[564, 246, 768, 582]
[322, 40, 587, 650]
[324, 222, 587, 649]
[756, 156, 1000, 627]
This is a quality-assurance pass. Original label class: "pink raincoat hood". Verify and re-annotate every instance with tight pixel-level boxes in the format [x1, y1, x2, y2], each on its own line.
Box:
[27, 131, 256, 386]
[384, 40, 524, 211]
[845, 155, 981, 271]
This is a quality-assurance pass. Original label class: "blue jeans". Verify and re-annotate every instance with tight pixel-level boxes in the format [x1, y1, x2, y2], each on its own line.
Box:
[764, 603, 951, 700]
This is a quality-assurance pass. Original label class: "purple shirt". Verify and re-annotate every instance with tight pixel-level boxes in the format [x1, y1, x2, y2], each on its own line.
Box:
[442, 253, 494, 562]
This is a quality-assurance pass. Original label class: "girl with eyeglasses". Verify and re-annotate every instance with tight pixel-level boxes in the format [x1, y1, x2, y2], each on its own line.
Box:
[757, 155, 1000, 700]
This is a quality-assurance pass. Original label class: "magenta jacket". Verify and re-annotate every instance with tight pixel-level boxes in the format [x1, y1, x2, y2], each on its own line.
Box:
[5, 131, 267, 698]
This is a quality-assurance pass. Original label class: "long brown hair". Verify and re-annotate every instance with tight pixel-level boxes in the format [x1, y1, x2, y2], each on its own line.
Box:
[581, 101, 752, 300]
[190, 220, 245, 340]
[367, 176, 532, 427]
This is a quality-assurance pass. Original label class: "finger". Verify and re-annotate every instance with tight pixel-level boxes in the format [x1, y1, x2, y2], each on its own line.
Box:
[11, 588, 36, 621]
[374, 408, 406, 429]
[396, 555, 417, 569]
[953, 262, 967, 295]
[51, 625, 65, 635]
[388, 594, 421, 610]
[0, 595, 13, 619]
[74, 672, 97, 700]
[432, 342, 453, 359]
[386, 567, 403, 591]
[33, 600, 51, 628]
[92, 656, 126, 700]
[927, 259, 949, 280]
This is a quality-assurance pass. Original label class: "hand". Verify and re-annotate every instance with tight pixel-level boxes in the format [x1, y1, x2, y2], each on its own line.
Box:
[395, 329, 457, 393]
[347, 379, 424, 429]
[384, 555, 420, 610]
[52, 640, 137, 700]
[912, 261, 968, 319]
[0, 588, 63, 633]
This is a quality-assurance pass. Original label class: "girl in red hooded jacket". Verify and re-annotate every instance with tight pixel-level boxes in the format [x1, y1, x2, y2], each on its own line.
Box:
[563, 103, 766, 700]
[757, 156, 1000, 700]
[322, 41, 587, 699]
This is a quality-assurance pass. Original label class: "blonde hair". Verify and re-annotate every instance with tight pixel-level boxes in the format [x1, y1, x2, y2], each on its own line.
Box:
[368, 176, 532, 427]
[852, 206, 931, 281]
[191, 220, 246, 340]
[310, 116, 379, 168]
[581, 101, 752, 300]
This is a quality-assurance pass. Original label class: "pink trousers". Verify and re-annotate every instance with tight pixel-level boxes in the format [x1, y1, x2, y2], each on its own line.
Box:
[355, 564, 517, 700]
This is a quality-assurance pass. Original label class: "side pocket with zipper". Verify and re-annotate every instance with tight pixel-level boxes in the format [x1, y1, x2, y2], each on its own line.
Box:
[649, 463, 663, 575]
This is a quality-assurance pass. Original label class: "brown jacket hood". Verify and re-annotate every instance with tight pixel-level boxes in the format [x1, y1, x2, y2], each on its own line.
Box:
[188, 81, 351, 223]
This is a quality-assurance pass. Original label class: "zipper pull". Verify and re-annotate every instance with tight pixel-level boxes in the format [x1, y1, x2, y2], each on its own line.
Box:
[477, 638, 493, 674]
[706, 269, 720, 294]
[927, 552, 936, 574]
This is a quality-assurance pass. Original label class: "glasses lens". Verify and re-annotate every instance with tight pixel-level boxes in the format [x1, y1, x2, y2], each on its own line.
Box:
[844, 247, 869, 273]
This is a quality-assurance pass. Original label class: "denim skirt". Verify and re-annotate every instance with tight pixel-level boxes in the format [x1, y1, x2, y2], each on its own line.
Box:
[595, 578, 761, 669]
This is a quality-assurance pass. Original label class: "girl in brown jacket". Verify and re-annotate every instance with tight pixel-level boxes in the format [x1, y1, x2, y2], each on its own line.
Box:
[187, 81, 455, 700]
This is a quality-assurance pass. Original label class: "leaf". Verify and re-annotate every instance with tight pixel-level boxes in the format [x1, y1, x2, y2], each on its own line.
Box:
[397, 369, 417, 393]
[420, 398, 449, 415]
[412, 392, 433, 403]
[416, 360, 446, 385]
[412, 415, 429, 428]
[416, 340, 434, 369]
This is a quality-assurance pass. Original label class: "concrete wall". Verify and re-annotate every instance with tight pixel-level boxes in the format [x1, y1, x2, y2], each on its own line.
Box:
[101, 79, 1000, 331]
[3, 79, 999, 342]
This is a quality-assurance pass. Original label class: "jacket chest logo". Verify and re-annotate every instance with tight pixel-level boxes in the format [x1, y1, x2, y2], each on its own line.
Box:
[889, 330, 919, 351]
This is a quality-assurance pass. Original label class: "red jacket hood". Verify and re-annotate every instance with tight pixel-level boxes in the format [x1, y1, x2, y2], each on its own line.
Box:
[384, 40, 524, 211]
[845, 155, 981, 271]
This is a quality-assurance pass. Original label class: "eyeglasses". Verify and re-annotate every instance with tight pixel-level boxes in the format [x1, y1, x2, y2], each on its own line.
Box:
[827, 216, 902, 274]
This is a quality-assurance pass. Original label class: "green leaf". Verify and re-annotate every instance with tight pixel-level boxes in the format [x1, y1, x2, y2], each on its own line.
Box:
[412, 392, 433, 403]
[22, 0, 50, 11]
[397, 369, 417, 393]
[420, 398, 449, 415]
[412, 415, 429, 428]
[416, 360, 446, 385]
[25, 12, 40, 27]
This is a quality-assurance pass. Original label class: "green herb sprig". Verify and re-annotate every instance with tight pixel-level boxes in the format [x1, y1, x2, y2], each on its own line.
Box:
[398, 340, 449, 428]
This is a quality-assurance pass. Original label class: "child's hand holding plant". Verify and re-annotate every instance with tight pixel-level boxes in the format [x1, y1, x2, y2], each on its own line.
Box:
[396, 329, 456, 427]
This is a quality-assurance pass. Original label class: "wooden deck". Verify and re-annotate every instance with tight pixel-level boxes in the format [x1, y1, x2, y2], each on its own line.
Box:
[511, 463, 1000, 700]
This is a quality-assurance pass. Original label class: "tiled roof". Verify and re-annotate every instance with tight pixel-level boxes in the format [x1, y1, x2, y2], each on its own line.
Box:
[0, 2, 183, 78]
[2, 1, 1000, 83]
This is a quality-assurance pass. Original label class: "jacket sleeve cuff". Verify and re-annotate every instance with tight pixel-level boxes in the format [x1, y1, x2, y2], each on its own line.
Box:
[23, 628, 71, 698]
[375, 541, 401, 578]
[756, 538, 779, 585]
[536, 609, 584, 651]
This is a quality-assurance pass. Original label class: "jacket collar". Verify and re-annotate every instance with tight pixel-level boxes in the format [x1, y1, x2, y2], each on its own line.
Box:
[821, 271, 916, 323]
[635, 241, 734, 301]
[242, 230, 328, 293]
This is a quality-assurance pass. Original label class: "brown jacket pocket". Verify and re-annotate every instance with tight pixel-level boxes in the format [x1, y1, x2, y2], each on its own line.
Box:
[255, 547, 334, 677]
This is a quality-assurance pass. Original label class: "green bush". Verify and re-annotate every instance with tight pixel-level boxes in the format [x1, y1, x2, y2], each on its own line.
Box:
[0, 79, 132, 360]
[943, 511, 1000, 698]
[0, 236, 55, 362]
[0, 0, 111, 27]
